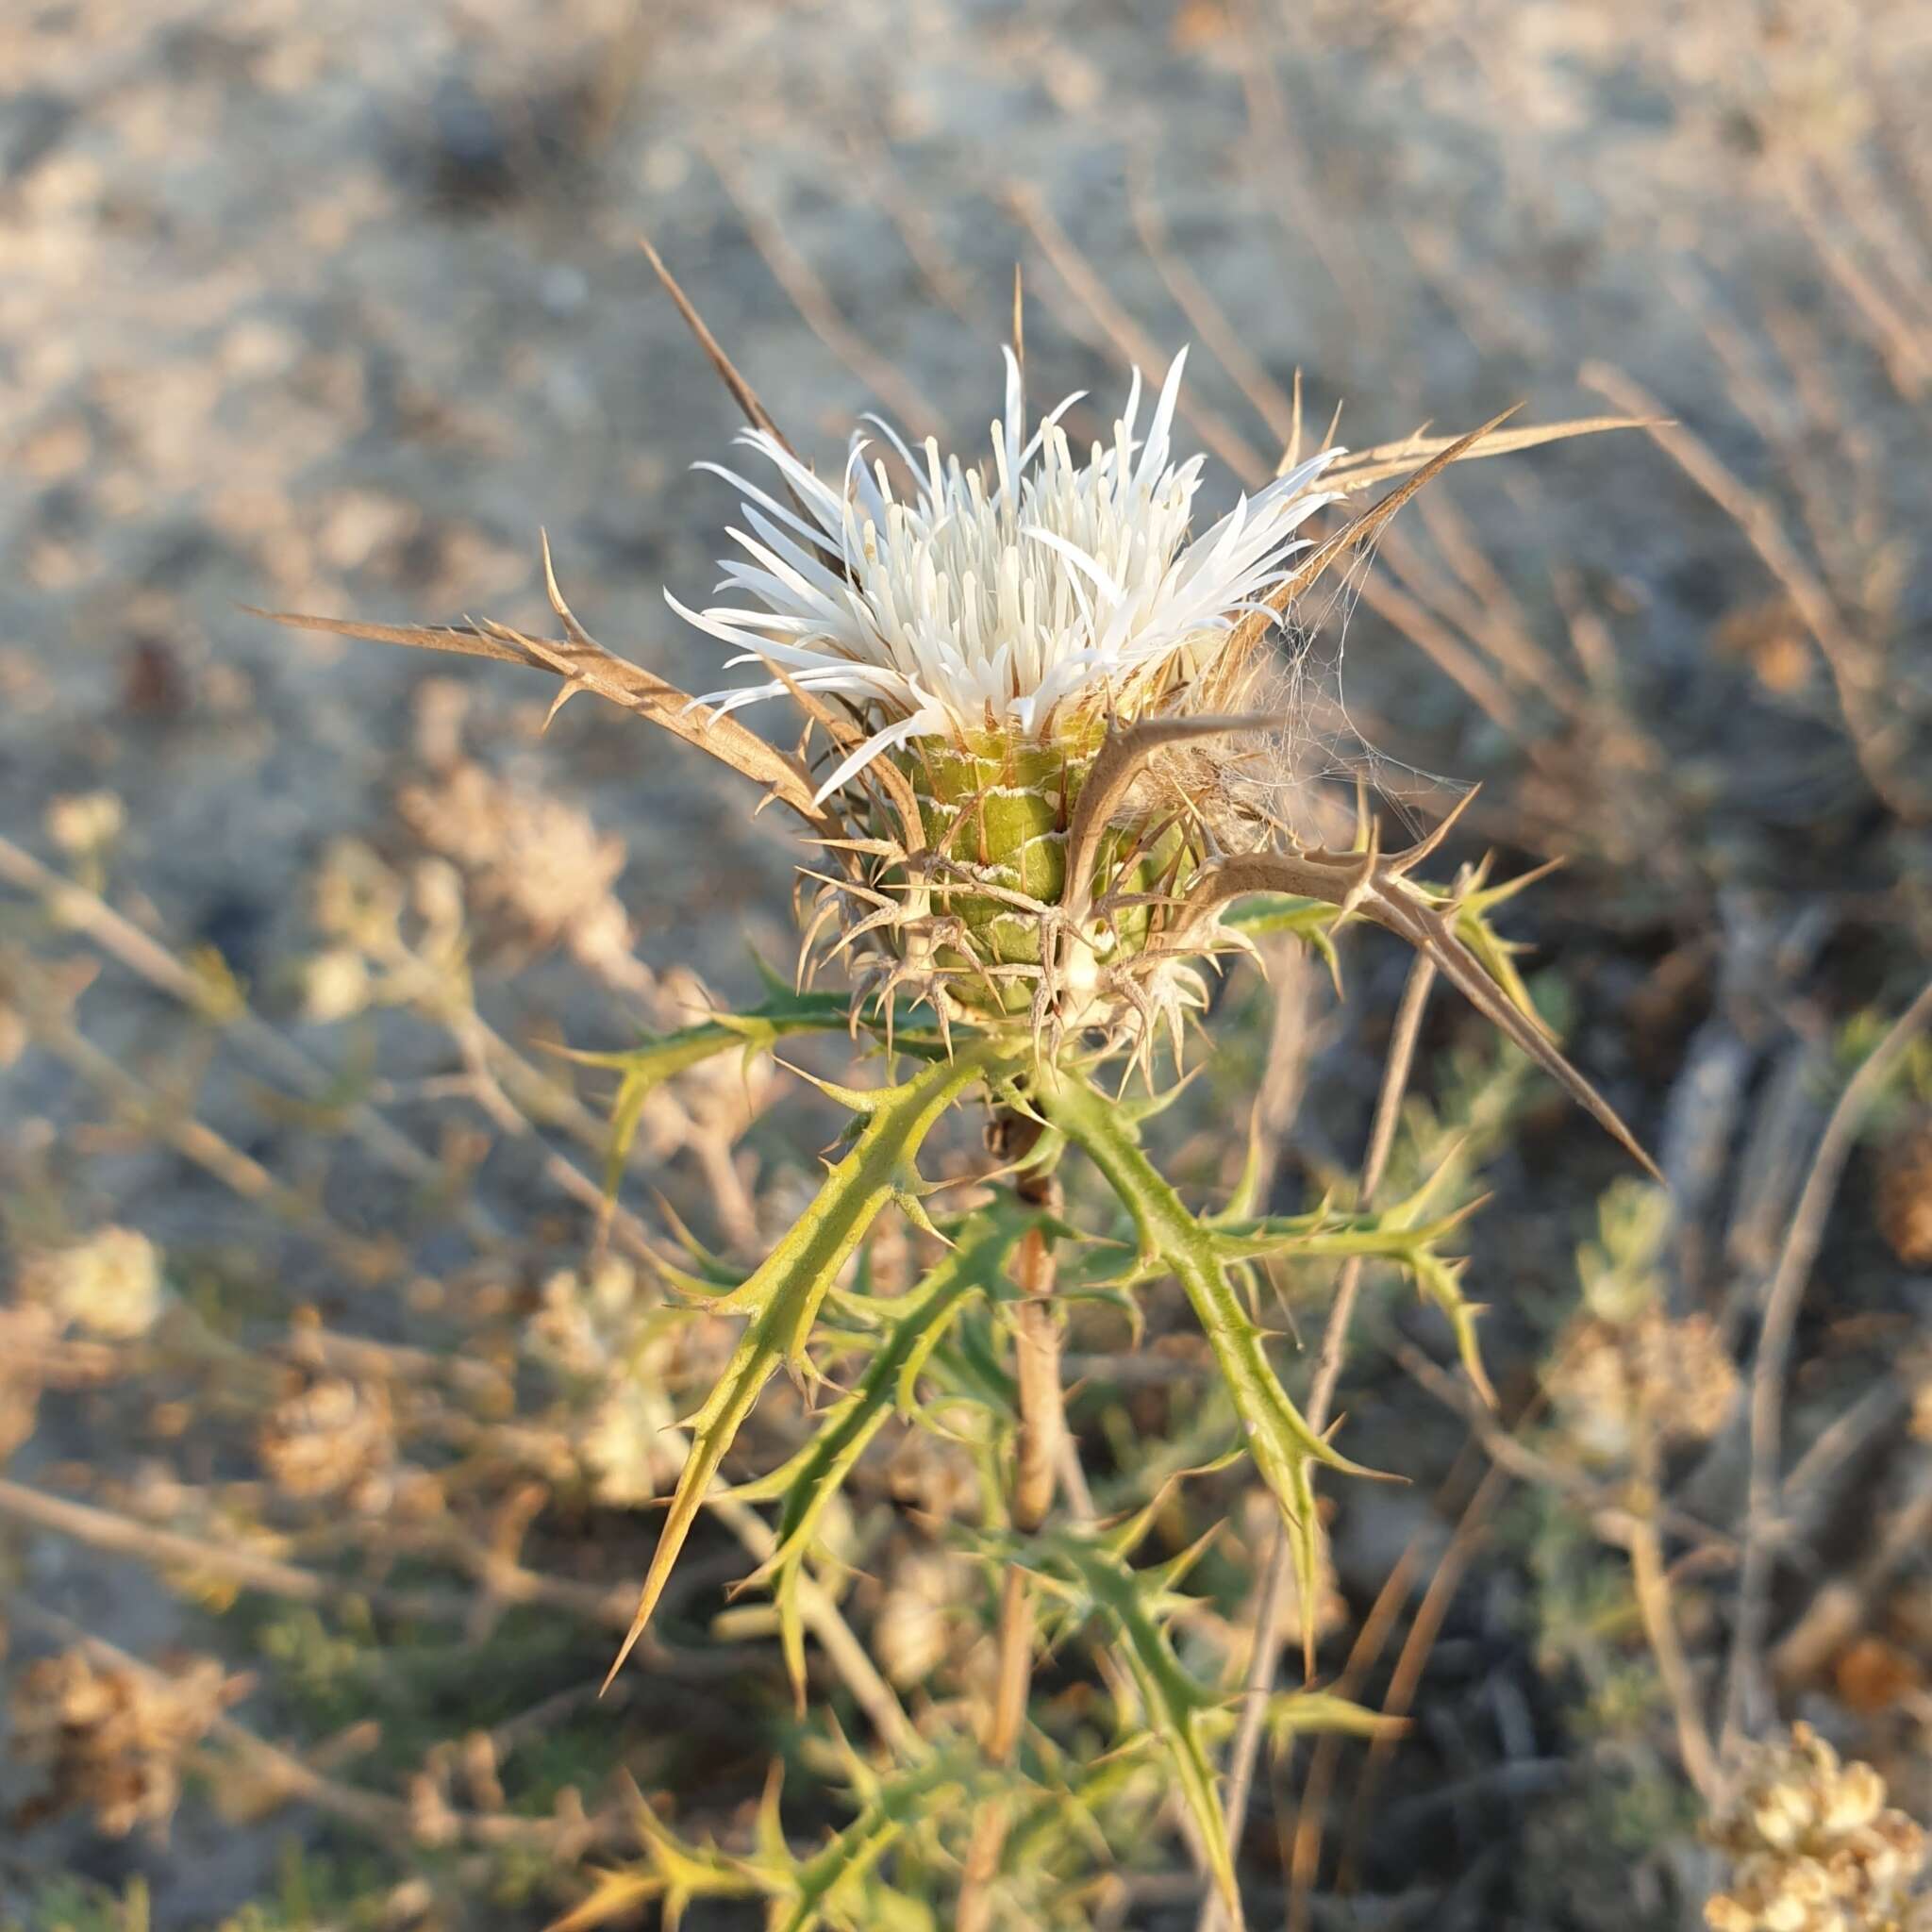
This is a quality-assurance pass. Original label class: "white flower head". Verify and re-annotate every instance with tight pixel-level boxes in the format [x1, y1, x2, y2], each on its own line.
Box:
[671, 348, 1341, 804]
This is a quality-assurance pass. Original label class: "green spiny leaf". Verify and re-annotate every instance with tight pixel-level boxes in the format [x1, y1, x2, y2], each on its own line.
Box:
[1042, 1064, 1388, 1723]
[1257, 1689, 1407, 1749]
[552, 988, 857, 1205]
[1006, 1731, 1149, 1875]
[549, 1777, 770, 1932]
[724, 1199, 1039, 1703]
[1409, 1249, 1493, 1405]
[1051, 1537, 1244, 1924]
[1209, 1159, 1492, 1402]
[605, 1041, 1014, 1683]
[776, 1756, 972, 1932]
[1041, 1068, 1384, 1503]
[1449, 861, 1563, 1039]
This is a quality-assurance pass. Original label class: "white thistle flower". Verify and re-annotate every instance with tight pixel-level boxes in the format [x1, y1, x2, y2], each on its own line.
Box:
[671, 348, 1341, 804]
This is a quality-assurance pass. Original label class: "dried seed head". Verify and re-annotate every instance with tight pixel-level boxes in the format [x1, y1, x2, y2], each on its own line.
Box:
[396, 754, 632, 973]
[527, 1255, 650, 1380]
[1705, 1724, 1931, 1932]
[883, 1427, 980, 1524]
[1544, 1307, 1739, 1464]
[874, 1546, 975, 1690]
[0, 1303, 59, 1464]
[1625, 1309, 1740, 1442]
[22, 1226, 164, 1341]
[11, 1650, 242, 1840]
[576, 1378, 683, 1507]
[257, 1371, 394, 1507]
[43, 790, 125, 857]
[523, 1255, 731, 1506]
[299, 945, 372, 1024]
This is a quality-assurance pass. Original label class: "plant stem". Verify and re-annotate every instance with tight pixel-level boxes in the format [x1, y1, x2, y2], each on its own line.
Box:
[959, 1151, 1064, 1931]
[1623, 1437, 1719, 1801]
[1011, 1175, 1066, 1534]
[958, 1568, 1036, 1932]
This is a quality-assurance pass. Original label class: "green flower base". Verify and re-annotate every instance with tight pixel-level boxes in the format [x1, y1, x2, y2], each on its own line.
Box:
[903, 738, 1191, 1015]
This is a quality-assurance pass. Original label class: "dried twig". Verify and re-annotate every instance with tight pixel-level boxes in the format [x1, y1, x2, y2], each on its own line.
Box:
[9, 966, 397, 1281]
[1579, 361, 1922, 821]
[1723, 974, 1932, 1748]
[0, 833, 505, 1250]
[700, 139, 942, 436]
[1620, 1434, 1721, 1800]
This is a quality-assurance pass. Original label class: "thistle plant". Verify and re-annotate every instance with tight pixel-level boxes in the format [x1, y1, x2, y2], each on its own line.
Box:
[262, 256, 1658, 1927]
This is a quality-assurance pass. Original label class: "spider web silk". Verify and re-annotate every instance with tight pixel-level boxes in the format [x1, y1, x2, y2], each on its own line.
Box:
[1234, 526, 1477, 848]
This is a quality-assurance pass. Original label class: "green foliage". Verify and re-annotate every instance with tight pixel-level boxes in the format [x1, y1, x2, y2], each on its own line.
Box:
[3, 1876, 149, 1932]
[251, 1603, 375, 1721]
[552, 976, 860, 1202]
[558, 1752, 980, 1932]
[724, 1194, 1044, 1701]
[1042, 1531, 1245, 1914]
[211, 1842, 396, 1932]
[608, 1039, 1018, 1677]
[1038, 1062, 1485, 1682]
[239, 1603, 605, 1794]
[1208, 1160, 1492, 1402]
[1835, 1002, 1932, 1105]
[536, 984, 1483, 1926]
[1575, 1176, 1672, 1324]
[775, 1749, 975, 1932]
[1513, 1488, 1644, 1682]
[1389, 998, 1545, 1198]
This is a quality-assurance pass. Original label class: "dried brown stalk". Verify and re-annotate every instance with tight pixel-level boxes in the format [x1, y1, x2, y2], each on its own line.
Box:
[1724, 974, 1932, 1748]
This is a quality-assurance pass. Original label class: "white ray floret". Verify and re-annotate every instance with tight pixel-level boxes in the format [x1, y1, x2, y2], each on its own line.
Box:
[670, 348, 1341, 804]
